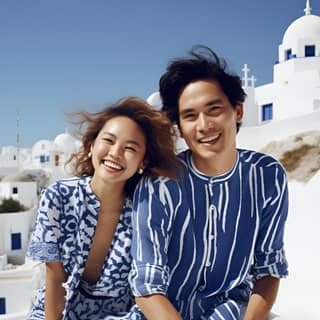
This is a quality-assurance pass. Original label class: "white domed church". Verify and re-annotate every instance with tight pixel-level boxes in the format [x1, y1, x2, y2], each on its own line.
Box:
[243, 0, 320, 126]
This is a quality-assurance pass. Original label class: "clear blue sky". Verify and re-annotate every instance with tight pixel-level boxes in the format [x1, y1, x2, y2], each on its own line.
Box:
[1, 0, 318, 148]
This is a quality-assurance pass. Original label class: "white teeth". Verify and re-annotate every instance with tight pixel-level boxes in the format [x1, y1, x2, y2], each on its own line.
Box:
[200, 134, 220, 143]
[103, 160, 123, 170]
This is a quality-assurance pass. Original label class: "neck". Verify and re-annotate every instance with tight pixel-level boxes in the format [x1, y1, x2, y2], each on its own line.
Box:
[90, 176, 126, 206]
[192, 148, 237, 177]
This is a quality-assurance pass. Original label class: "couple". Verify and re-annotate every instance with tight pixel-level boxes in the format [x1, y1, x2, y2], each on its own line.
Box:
[27, 46, 288, 320]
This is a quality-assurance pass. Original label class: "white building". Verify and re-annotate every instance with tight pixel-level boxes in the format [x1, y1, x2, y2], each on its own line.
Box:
[243, 0, 320, 126]
[0, 130, 81, 317]
[0, 180, 39, 317]
[0, 130, 81, 183]
[0, 256, 40, 319]
[0, 209, 35, 265]
[0, 171, 44, 318]
[0, 180, 37, 210]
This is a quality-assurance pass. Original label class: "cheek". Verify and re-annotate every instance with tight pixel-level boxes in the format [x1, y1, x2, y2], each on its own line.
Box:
[92, 143, 103, 153]
[127, 153, 144, 167]
[179, 123, 192, 138]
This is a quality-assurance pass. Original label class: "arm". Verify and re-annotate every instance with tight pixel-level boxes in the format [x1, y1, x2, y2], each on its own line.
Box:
[248, 163, 289, 319]
[130, 177, 182, 319]
[244, 276, 279, 320]
[27, 183, 68, 317]
[45, 261, 67, 320]
[136, 294, 183, 320]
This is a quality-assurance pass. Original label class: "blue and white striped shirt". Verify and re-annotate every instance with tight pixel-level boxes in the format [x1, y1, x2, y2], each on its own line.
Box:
[129, 149, 289, 320]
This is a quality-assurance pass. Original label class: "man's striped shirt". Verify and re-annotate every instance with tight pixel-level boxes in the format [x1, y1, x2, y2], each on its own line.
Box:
[129, 149, 289, 320]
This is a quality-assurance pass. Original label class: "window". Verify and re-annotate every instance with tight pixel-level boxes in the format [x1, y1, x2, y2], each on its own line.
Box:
[285, 49, 292, 60]
[11, 233, 22, 250]
[55, 154, 60, 166]
[262, 103, 273, 121]
[12, 187, 18, 194]
[40, 155, 46, 163]
[0, 297, 6, 314]
[305, 45, 315, 57]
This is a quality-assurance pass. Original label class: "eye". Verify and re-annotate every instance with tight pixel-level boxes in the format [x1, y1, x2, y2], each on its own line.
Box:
[208, 106, 223, 115]
[181, 112, 196, 120]
[125, 146, 137, 152]
[103, 137, 114, 144]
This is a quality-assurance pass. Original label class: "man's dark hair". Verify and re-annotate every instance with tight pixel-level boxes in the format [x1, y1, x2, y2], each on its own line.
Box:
[159, 45, 246, 131]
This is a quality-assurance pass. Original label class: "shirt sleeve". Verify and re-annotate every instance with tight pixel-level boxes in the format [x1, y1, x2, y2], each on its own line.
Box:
[129, 176, 176, 297]
[26, 182, 63, 262]
[251, 163, 289, 280]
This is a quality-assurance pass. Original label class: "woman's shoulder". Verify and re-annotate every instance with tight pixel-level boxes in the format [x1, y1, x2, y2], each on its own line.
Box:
[41, 176, 87, 201]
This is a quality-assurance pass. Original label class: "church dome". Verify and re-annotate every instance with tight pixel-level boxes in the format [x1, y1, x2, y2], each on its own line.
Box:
[53, 131, 80, 154]
[283, 14, 320, 44]
[147, 91, 162, 110]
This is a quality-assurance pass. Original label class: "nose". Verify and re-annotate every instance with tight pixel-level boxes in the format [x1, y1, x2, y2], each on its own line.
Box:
[197, 112, 212, 131]
[109, 143, 123, 159]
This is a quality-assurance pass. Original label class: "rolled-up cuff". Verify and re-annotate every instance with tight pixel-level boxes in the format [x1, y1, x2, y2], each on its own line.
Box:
[252, 248, 288, 280]
[26, 242, 61, 262]
[129, 262, 169, 296]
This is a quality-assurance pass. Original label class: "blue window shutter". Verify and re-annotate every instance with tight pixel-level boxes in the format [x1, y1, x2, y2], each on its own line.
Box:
[285, 49, 292, 60]
[262, 103, 273, 121]
[305, 45, 315, 57]
[11, 233, 22, 250]
[0, 297, 6, 314]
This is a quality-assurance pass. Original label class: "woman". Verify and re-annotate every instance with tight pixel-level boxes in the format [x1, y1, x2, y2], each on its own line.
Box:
[26, 96, 178, 319]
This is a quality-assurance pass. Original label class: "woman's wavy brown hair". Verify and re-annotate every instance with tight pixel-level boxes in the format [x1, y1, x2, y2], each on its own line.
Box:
[66, 96, 179, 197]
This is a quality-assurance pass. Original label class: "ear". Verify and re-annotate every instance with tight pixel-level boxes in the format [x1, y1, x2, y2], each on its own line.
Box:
[88, 144, 94, 158]
[235, 104, 243, 123]
[139, 159, 148, 171]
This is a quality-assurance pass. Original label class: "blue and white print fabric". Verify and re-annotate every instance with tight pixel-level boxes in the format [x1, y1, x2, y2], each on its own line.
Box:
[26, 176, 134, 319]
[129, 149, 289, 320]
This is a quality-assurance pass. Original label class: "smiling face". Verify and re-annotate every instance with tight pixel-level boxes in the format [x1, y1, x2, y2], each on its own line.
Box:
[90, 116, 146, 189]
[178, 80, 243, 176]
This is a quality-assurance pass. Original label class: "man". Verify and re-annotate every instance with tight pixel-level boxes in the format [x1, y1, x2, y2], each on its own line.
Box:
[129, 46, 289, 320]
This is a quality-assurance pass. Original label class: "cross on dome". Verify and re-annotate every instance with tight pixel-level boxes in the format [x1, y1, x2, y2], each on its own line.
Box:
[242, 64, 250, 87]
[250, 75, 257, 87]
[304, 0, 312, 15]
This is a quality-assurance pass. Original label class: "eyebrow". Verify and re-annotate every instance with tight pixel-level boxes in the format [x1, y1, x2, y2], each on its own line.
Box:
[179, 98, 224, 115]
[102, 132, 142, 147]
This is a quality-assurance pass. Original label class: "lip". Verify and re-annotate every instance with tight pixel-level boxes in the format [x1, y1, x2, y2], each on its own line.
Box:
[102, 159, 124, 171]
[198, 133, 221, 144]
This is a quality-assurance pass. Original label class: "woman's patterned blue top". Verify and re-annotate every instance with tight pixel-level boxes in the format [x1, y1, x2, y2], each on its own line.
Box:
[26, 176, 134, 319]
[129, 149, 289, 320]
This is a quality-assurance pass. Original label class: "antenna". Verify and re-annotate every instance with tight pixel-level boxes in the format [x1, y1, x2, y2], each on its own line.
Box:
[16, 109, 20, 170]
